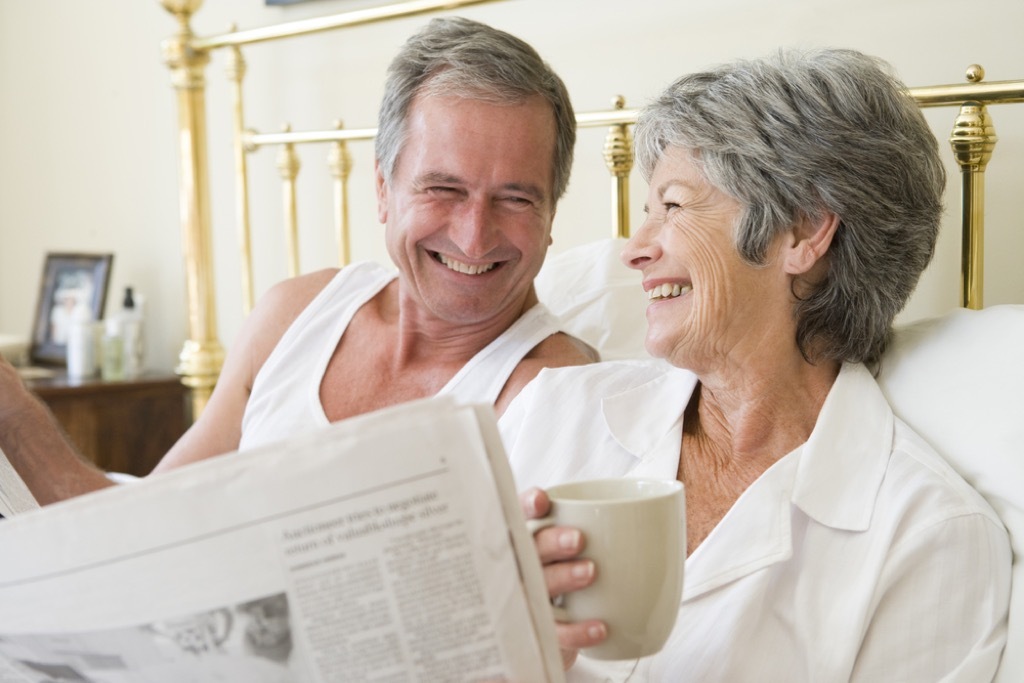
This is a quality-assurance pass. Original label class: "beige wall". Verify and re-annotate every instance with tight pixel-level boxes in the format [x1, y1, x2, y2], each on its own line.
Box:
[1, 0, 1022, 371]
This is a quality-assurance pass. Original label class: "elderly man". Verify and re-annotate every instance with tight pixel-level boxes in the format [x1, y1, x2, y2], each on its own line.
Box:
[0, 17, 595, 504]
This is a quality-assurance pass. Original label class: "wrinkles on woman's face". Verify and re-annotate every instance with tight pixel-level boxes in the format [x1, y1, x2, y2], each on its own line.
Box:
[662, 187, 749, 370]
[631, 149, 777, 374]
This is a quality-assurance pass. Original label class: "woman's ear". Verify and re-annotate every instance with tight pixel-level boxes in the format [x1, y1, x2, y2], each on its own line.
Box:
[782, 212, 839, 275]
[375, 161, 388, 224]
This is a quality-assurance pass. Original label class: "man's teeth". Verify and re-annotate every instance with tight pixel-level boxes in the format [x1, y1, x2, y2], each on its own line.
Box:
[438, 254, 497, 275]
[648, 283, 691, 301]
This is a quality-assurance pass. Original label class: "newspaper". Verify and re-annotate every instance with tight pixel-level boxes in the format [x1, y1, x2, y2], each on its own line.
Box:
[0, 397, 564, 682]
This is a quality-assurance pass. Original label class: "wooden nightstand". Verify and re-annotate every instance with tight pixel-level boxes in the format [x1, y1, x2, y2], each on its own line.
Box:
[24, 371, 192, 477]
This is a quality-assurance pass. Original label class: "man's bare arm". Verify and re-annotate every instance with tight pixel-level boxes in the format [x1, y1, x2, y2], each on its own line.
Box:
[153, 269, 338, 472]
[0, 358, 114, 504]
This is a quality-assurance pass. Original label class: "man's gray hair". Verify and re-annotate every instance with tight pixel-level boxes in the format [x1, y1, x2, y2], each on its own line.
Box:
[376, 16, 576, 203]
[635, 48, 945, 364]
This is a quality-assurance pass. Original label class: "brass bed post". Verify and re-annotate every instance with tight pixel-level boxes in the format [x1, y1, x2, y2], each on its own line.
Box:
[160, 0, 225, 419]
[276, 125, 302, 278]
[328, 120, 354, 267]
[603, 96, 634, 239]
[948, 66, 997, 310]
[911, 69, 1024, 310]
[226, 38, 256, 315]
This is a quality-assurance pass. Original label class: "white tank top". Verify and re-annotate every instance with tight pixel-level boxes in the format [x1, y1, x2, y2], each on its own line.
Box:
[239, 261, 563, 451]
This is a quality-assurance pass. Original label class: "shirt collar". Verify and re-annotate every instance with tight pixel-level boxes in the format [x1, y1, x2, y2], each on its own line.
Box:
[791, 362, 894, 531]
[685, 363, 895, 598]
[601, 364, 698, 459]
[602, 361, 893, 532]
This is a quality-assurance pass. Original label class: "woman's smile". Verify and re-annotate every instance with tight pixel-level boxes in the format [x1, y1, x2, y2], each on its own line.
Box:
[646, 282, 692, 302]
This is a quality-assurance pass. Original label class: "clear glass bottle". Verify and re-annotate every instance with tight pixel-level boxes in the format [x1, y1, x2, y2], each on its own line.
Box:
[120, 287, 144, 378]
[101, 317, 124, 381]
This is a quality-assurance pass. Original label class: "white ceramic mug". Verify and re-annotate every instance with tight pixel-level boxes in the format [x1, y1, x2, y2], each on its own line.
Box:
[529, 477, 685, 660]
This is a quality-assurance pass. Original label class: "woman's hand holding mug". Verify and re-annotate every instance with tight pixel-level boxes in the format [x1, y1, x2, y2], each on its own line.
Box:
[520, 486, 607, 669]
[521, 479, 686, 666]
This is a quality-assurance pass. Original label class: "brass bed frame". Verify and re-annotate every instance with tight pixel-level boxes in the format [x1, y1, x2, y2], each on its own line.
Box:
[158, 0, 1024, 417]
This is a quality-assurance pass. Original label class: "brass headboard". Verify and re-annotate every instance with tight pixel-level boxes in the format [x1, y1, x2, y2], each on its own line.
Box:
[159, 0, 1024, 418]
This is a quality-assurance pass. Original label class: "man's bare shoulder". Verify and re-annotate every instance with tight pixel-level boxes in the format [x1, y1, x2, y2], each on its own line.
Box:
[495, 332, 598, 416]
[155, 267, 345, 474]
[527, 331, 600, 367]
[258, 268, 340, 318]
[235, 268, 341, 386]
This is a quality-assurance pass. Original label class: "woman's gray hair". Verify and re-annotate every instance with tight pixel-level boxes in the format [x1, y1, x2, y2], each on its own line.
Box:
[635, 48, 945, 364]
[376, 17, 576, 203]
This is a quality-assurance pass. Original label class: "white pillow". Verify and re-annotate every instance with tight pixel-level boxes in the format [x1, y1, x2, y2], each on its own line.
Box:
[536, 237, 648, 360]
[877, 305, 1024, 682]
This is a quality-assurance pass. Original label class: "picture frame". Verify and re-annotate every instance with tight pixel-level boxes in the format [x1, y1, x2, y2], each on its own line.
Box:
[30, 252, 114, 366]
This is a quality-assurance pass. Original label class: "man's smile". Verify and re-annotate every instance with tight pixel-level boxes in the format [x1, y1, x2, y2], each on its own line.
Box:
[433, 252, 500, 275]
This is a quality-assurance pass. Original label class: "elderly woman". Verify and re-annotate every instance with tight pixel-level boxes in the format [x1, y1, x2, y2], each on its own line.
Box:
[503, 49, 1010, 681]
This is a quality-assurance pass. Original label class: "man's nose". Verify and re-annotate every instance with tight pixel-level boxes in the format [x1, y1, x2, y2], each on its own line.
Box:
[450, 198, 499, 259]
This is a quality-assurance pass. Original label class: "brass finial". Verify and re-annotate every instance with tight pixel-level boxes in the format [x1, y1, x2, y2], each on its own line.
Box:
[329, 121, 354, 179]
[159, 0, 209, 88]
[159, 0, 204, 14]
[950, 104, 997, 172]
[225, 43, 246, 82]
[603, 97, 633, 177]
[277, 124, 301, 178]
[965, 64, 985, 83]
[159, 0, 204, 31]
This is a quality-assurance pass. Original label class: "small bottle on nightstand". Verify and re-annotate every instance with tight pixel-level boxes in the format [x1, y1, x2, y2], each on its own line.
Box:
[101, 317, 124, 381]
[120, 287, 144, 379]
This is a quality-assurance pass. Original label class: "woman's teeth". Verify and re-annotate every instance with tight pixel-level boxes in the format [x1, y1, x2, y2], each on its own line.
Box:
[648, 283, 691, 301]
[437, 254, 497, 275]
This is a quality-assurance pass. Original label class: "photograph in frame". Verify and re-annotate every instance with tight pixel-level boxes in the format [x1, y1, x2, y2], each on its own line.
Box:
[29, 252, 113, 366]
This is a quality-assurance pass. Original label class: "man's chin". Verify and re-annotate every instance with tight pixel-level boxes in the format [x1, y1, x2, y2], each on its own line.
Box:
[427, 293, 526, 326]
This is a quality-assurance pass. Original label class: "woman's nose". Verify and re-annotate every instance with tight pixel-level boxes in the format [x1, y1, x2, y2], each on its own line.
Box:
[621, 220, 660, 270]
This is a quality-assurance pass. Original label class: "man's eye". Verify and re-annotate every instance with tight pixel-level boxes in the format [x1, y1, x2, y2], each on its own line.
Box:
[664, 202, 681, 211]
